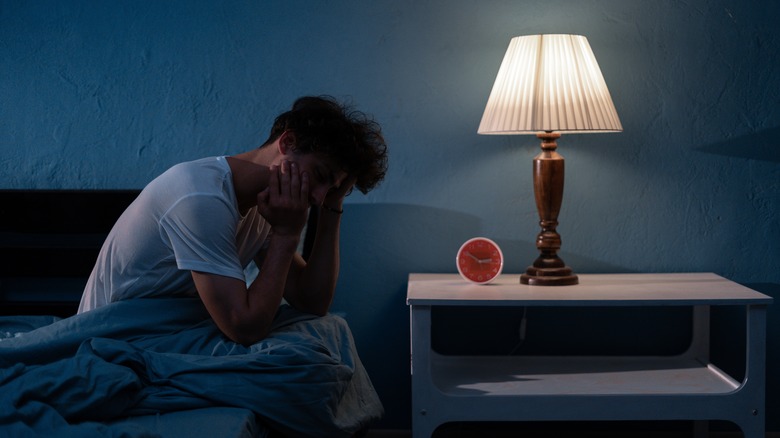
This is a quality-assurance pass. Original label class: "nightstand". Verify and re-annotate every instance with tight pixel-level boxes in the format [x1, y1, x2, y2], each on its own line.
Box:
[406, 273, 772, 437]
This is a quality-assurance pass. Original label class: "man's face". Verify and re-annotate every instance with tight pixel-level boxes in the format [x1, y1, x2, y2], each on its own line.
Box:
[288, 152, 348, 207]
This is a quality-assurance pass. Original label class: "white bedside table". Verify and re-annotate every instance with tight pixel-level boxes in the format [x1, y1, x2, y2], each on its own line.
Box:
[406, 273, 772, 437]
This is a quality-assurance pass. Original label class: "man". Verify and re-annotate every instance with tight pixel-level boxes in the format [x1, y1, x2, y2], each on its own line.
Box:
[78, 96, 388, 346]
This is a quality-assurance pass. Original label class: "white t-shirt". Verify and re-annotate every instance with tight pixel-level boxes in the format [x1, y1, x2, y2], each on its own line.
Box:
[78, 156, 270, 313]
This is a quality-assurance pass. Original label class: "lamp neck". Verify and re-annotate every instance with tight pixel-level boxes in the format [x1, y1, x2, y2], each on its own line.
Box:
[536, 131, 561, 151]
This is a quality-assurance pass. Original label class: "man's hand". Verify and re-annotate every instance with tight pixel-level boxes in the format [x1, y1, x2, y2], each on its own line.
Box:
[256, 161, 310, 236]
[322, 175, 357, 212]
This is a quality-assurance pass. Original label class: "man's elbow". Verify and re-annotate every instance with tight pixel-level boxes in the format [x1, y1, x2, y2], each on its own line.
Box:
[309, 307, 328, 318]
[221, 317, 272, 347]
[227, 328, 268, 347]
[292, 301, 330, 318]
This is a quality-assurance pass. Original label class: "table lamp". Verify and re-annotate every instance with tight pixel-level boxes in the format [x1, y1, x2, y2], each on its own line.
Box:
[478, 34, 622, 286]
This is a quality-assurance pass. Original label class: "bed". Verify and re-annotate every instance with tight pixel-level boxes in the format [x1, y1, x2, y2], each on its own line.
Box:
[0, 190, 383, 437]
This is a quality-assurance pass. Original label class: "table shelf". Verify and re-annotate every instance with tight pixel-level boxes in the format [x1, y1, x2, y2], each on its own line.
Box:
[430, 353, 740, 396]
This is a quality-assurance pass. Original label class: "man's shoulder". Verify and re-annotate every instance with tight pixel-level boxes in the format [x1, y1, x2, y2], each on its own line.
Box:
[139, 156, 235, 212]
[152, 156, 230, 191]
[166, 156, 227, 176]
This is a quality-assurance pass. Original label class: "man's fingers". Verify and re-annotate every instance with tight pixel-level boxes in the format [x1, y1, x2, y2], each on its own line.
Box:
[256, 187, 270, 207]
[300, 170, 310, 200]
[269, 161, 310, 209]
[279, 161, 309, 204]
[268, 165, 280, 197]
[289, 162, 301, 200]
[279, 161, 291, 198]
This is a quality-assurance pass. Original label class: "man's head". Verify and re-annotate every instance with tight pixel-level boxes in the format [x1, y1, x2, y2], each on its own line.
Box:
[262, 96, 388, 194]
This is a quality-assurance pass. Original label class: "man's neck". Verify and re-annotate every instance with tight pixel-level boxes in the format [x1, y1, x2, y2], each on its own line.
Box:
[227, 146, 275, 215]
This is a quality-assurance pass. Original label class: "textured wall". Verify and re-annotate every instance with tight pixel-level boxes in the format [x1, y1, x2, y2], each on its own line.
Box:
[2, 0, 779, 431]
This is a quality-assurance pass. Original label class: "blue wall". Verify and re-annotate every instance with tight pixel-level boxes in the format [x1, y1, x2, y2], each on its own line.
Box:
[2, 0, 779, 431]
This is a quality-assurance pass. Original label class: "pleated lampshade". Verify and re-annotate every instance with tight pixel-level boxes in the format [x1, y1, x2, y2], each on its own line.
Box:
[478, 34, 622, 134]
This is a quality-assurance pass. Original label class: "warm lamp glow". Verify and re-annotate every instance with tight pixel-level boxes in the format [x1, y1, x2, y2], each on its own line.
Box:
[479, 34, 622, 134]
[478, 34, 622, 286]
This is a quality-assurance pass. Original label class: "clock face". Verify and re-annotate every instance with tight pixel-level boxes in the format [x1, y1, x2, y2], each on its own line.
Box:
[456, 237, 504, 284]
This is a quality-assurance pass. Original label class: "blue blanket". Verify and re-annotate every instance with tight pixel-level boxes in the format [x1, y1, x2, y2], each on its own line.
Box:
[0, 298, 383, 437]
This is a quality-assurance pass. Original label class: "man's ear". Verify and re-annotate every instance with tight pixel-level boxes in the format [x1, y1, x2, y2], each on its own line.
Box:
[278, 131, 296, 155]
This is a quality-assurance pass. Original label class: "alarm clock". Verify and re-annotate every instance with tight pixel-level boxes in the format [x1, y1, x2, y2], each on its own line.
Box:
[456, 237, 504, 284]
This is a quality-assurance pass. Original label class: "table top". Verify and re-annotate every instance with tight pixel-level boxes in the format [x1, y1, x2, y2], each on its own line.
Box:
[407, 272, 773, 307]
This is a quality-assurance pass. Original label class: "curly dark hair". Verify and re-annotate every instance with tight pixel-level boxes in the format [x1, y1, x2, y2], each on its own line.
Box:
[262, 96, 388, 194]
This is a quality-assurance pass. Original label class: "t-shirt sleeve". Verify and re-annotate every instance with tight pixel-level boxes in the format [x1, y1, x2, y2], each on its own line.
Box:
[159, 193, 246, 281]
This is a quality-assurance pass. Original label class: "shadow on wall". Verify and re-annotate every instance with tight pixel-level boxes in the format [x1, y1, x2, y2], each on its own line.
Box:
[696, 126, 780, 162]
[329, 203, 648, 428]
[331, 203, 481, 429]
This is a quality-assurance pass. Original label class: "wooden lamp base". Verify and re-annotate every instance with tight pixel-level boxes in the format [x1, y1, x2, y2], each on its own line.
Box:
[520, 132, 579, 286]
[520, 258, 579, 286]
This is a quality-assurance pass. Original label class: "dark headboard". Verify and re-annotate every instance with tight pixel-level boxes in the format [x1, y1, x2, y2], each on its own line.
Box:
[0, 190, 140, 317]
[1, 190, 321, 318]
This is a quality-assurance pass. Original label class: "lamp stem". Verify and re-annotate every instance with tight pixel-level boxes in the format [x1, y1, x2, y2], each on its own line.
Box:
[520, 131, 579, 286]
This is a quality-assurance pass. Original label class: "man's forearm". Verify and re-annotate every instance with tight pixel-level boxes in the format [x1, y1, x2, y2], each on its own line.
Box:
[250, 233, 300, 307]
[192, 233, 300, 346]
[284, 207, 342, 315]
[236, 233, 300, 340]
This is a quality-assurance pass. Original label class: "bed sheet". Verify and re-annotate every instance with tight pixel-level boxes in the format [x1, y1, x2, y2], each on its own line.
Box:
[0, 298, 383, 437]
[109, 407, 267, 438]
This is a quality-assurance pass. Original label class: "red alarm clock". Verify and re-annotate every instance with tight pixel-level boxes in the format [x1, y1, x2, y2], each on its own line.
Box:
[456, 237, 504, 284]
